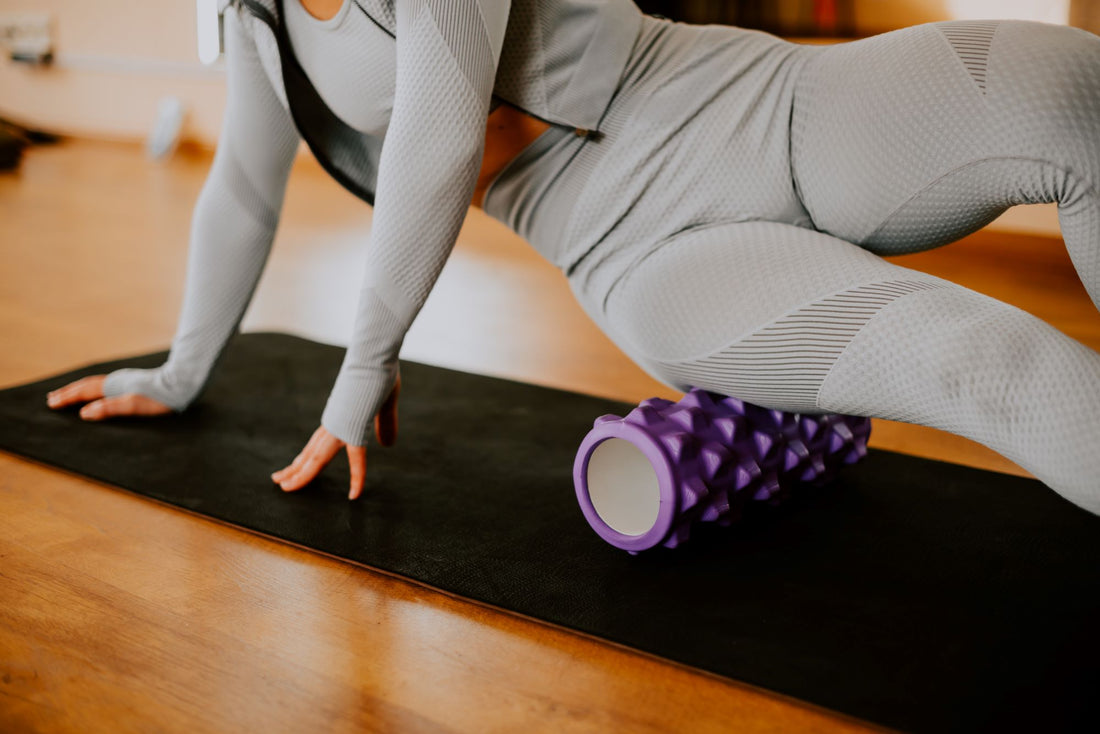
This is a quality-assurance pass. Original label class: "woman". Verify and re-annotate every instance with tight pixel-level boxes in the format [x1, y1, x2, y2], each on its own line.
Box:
[46, 0, 1100, 513]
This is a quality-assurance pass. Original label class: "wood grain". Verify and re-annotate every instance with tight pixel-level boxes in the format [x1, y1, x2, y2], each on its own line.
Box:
[3, 139, 1097, 733]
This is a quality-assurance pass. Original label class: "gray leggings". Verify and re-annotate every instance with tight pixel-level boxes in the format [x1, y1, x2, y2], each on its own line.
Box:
[548, 20, 1100, 510]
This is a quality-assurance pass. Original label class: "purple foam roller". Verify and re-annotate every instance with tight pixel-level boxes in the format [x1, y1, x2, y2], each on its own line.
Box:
[573, 389, 871, 552]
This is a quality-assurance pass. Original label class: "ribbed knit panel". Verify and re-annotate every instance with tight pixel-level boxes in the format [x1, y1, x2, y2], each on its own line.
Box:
[423, 0, 495, 91]
[938, 21, 999, 94]
[654, 281, 944, 411]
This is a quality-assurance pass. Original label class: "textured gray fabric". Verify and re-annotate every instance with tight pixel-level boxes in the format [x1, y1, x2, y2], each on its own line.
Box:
[235, 0, 640, 206]
[652, 280, 946, 411]
[792, 20, 1100, 294]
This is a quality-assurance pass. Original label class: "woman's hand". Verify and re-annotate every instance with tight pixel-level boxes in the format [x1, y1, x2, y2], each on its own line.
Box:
[46, 375, 174, 419]
[272, 376, 400, 500]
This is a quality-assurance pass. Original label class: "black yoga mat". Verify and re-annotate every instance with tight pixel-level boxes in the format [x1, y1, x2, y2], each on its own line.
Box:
[2, 332, 1098, 734]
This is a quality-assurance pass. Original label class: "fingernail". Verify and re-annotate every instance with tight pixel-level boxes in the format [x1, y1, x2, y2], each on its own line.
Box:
[79, 406, 94, 419]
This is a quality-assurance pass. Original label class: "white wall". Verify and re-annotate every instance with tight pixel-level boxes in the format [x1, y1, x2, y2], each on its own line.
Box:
[0, 0, 226, 146]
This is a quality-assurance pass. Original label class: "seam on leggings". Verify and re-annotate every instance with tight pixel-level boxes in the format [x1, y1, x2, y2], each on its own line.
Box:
[860, 156, 1099, 246]
[650, 277, 943, 364]
[651, 280, 947, 409]
[935, 21, 1001, 96]
[787, 48, 819, 229]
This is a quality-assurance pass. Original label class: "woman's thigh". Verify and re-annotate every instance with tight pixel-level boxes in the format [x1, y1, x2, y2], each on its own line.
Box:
[598, 220, 947, 412]
[595, 219, 1100, 510]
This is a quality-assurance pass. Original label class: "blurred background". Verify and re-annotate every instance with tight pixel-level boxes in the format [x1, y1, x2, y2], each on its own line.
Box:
[636, 1, 1096, 37]
[0, 0, 1095, 150]
[3, 0, 1096, 238]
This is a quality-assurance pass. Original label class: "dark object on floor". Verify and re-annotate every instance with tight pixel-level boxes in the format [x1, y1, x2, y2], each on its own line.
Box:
[0, 118, 60, 171]
[0, 126, 25, 171]
[1, 332, 1097, 734]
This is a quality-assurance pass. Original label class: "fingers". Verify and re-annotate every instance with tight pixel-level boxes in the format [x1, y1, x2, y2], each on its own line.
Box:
[272, 426, 342, 493]
[271, 427, 326, 484]
[374, 376, 400, 447]
[271, 427, 370, 500]
[76, 394, 174, 421]
[271, 426, 328, 486]
[47, 377, 172, 421]
[347, 444, 367, 500]
[47, 375, 106, 409]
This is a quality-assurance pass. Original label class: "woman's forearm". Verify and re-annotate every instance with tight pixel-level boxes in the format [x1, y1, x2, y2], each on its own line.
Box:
[320, 0, 509, 445]
[104, 7, 299, 408]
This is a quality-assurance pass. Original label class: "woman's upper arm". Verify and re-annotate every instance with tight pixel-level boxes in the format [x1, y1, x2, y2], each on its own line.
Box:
[214, 7, 300, 218]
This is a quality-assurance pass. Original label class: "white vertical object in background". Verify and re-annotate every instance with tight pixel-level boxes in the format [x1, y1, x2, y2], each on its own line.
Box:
[146, 0, 219, 157]
[948, 0, 1070, 24]
[196, 0, 221, 65]
[147, 96, 188, 159]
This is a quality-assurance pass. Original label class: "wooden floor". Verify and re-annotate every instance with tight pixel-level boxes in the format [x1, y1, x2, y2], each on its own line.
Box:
[2, 140, 1097, 733]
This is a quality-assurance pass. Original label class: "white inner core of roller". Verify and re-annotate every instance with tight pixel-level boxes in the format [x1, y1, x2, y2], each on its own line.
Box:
[587, 438, 661, 536]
